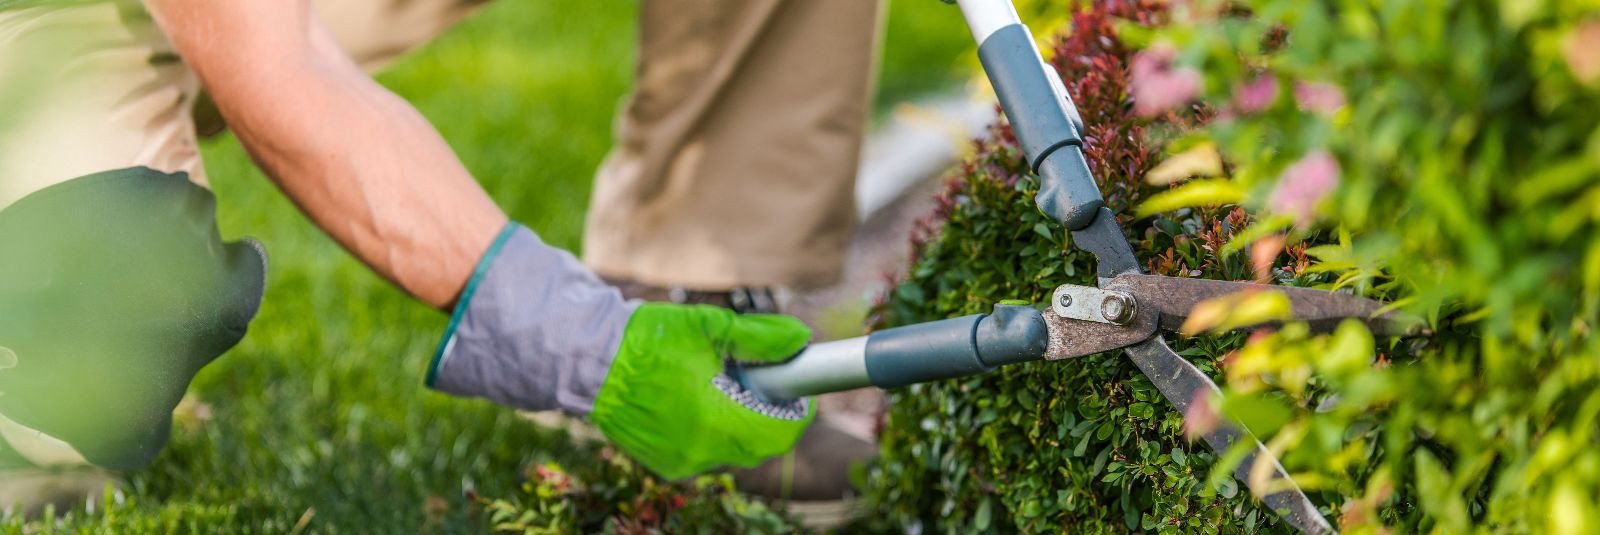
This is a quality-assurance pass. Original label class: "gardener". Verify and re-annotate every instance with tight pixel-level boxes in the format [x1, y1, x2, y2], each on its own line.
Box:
[0, 0, 876, 511]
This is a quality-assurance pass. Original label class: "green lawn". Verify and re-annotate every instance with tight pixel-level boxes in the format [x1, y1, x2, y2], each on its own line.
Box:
[13, 0, 972, 531]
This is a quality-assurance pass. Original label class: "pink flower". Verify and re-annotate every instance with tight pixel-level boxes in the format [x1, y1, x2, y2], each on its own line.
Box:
[1566, 19, 1600, 84]
[1184, 389, 1220, 441]
[1293, 81, 1345, 113]
[1268, 151, 1340, 224]
[1233, 76, 1278, 113]
[1131, 47, 1202, 117]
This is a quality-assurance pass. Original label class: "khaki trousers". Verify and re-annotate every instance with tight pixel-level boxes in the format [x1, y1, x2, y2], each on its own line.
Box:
[0, 0, 486, 209]
[583, 0, 882, 290]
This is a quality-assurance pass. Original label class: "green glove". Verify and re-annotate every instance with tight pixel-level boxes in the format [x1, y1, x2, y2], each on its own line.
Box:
[589, 303, 814, 479]
[427, 226, 814, 479]
[0, 167, 265, 470]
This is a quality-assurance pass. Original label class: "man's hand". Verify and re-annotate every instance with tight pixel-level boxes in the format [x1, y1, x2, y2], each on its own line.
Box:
[141, 0, 505, 309]
[591, 304, 813, 478]
[427, 224, 813, 478]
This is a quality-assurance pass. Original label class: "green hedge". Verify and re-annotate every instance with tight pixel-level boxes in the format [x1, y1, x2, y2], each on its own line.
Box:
[861, 0, 1600, 533]
[858, 3, 1293, 532]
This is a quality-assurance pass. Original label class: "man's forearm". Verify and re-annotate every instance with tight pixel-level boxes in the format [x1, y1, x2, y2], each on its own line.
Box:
[221, 60, 507, 309]
[147, 0, 506, 309]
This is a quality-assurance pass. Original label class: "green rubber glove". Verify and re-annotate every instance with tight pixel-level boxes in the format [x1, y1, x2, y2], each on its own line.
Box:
[589, 303, 814, 479]
[0, 167, 265, 470]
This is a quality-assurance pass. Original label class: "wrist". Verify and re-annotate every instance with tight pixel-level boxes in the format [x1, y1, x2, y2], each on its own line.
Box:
[427, 222, 637, 415]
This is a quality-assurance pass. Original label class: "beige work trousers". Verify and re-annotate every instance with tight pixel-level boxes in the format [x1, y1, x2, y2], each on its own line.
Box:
[583, 0, 882, 290]
[0, 0, 486, 209]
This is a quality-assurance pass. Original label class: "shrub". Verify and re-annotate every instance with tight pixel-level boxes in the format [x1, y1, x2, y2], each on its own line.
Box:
[859, 2, 1291, 532]
[861, 0, 1600, 533]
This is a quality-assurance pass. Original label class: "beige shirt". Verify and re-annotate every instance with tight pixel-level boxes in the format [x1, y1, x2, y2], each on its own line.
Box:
[0, 1, 205, 209]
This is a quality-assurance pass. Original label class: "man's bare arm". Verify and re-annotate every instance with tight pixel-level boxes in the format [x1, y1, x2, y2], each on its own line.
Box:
[143, 0, 508, 309]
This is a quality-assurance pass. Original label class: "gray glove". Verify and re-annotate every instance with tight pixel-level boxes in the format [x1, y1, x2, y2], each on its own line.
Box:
[426, 224, 635, 414]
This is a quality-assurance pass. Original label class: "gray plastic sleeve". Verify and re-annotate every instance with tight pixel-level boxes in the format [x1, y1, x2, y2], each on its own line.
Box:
[863, 314, 988, 389]
[427, 224, 638, 415]
[739, 306, 1050, 401]
[977, 23, 1104, 230]
[977, 23, 1081, 167]
[972, 304, 1050, 366]
[863, 306, 1050, 389]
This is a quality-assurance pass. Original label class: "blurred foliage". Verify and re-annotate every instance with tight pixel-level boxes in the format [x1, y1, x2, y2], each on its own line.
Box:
[470, 461, 794, 534]
[863, 0, 1600, 532]
[1130, 0, 1600, 532]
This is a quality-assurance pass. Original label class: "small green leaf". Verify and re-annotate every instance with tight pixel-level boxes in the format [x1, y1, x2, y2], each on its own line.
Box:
[1219, 393, 1294, 437]
[1033, 222, 1054, 241]
[974, 497, 994, 530]
[1135, 178, 1245, 217]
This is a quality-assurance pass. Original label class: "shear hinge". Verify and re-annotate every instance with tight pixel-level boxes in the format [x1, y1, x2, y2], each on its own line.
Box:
[1051, 284, 1136, 325]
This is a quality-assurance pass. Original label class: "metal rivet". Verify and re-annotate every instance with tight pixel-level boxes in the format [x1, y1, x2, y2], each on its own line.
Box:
[1100, 294, 1134, 324]
[1058, 293, 1073, 308]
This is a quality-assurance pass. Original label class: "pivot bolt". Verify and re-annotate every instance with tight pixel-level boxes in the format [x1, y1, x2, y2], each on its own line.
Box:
[1057, 293, 1073, 308]
[1100, 294, 1134, 325]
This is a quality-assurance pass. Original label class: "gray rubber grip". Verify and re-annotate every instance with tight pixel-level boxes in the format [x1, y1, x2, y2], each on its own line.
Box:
[739, 305, 1050, 401]
[974, 304, 1050, 366]
[977, 23, 1104, 230]
[864, 305, 1049, 388]
[864, 315, 987, 388]
[1036, 145, 1103, 231]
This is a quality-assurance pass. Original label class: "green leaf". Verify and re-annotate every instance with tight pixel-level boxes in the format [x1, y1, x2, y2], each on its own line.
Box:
[1146, 141, 1224, 185]
[1219, 393, 1294, 437]
[1315, 319, 1375, 379]
[1033, 222, 1054, 241]
[1179, 290, 1293, 335]
[1134, 179, 1245, 217]
[1415, 449, 1470, 532]
[975, 497, 994, 531]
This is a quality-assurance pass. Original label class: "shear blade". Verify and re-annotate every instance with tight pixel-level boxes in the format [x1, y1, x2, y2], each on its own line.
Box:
[1124, 337, 1336, 535]
[1112, 274, 1415, 337]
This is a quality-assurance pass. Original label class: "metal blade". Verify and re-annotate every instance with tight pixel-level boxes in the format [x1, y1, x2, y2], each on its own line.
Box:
[1063, 202, 1336, 532]
[1068, 207, 1141, 279]
[1114, 274, 1416, 337]
[1124, 337, 1335, 535]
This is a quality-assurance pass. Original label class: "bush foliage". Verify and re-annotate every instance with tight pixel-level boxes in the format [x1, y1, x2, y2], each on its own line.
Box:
[860, 3, 1284, 532]
[862, 0, 1600, 533]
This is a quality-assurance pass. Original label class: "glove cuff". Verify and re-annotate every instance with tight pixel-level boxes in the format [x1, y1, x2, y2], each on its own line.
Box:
[427, 223, 637, 415]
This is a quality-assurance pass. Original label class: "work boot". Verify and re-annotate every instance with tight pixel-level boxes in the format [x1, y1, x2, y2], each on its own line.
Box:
[0, 414, 117, 516]
[729, 420, 872, 500]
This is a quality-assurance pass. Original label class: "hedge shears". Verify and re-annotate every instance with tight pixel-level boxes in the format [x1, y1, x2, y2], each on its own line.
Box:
[735, 1, 1413, 533]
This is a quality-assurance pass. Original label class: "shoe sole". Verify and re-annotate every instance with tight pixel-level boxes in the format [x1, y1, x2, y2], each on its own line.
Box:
[0, 466, 118, 517]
